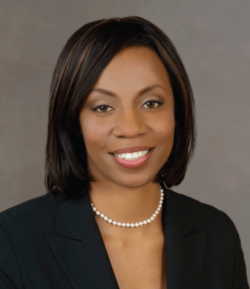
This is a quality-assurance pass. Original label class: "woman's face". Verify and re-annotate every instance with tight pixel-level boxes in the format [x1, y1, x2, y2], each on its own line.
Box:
[79, 46, 175, 188]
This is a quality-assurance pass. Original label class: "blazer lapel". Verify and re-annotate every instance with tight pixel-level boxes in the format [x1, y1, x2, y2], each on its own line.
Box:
[162, 186, 207, 289]
[44, 191, 120, 289]
[44, 185, 207, 289]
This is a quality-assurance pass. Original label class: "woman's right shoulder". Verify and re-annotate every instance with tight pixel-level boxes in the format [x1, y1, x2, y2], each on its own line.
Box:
[0, 192, 60, 289]
[0, 192, 57, 234]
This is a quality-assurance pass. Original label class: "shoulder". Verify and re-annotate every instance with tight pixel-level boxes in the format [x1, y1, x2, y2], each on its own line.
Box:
[166, 188, 239, 239]
[0, 192, 56, 236]
[0, 193, 59, 288]
[165, 189, 249, 286]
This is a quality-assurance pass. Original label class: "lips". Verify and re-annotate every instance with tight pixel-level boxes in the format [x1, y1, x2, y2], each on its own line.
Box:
[110, 146, 153, 155]
[110, 148, 153, 169]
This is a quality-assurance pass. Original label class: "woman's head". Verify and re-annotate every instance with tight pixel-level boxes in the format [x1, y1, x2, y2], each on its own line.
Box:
[79, 46, 176, 193]
[45, 16, 195, 200]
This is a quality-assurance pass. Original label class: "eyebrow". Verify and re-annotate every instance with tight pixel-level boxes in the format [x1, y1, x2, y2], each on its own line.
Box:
[90, 84, 166, 97]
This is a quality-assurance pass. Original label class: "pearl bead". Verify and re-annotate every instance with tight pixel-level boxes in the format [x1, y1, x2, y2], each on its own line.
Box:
[91, 184, 164, 228]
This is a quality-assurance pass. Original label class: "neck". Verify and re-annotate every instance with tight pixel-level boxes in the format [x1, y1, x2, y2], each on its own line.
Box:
[89, 181, 163, 240]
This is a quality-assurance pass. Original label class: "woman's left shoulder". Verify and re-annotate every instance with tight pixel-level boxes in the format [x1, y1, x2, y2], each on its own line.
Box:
[166, 188, 239, 238]
[164, 188, 249, 287]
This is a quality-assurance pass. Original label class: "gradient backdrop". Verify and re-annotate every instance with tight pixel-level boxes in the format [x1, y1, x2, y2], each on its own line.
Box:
[1, 0, 249, 280]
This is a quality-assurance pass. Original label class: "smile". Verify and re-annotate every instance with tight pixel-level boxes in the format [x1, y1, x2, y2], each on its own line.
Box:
[113, 149, 150, 160]
[110, 148, 153, 169]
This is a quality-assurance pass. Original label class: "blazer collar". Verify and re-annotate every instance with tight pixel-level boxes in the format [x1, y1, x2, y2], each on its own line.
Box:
[44, 184, 206, 289]
[161, 184, 207, 288]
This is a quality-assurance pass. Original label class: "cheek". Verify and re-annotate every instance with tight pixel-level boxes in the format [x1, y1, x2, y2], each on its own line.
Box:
[80, 118, 109, 150]
[154, 114, 175, 141]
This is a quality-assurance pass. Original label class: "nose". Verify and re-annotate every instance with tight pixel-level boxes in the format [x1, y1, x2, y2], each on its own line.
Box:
[112, 108, 147, 138]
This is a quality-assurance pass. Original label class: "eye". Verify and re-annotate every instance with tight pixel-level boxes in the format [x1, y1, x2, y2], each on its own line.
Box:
[92, 105, 113, 113]
[143, 100, 163, 109]
[92, 100, 163, 113]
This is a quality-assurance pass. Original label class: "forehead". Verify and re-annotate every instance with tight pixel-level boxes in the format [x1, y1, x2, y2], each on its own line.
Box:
[90, 46, 172, 95]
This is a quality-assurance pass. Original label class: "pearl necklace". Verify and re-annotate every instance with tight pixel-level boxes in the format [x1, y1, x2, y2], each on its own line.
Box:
[91, 185, 164, 228]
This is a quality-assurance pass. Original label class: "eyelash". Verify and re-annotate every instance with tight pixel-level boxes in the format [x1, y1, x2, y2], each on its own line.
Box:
[92, 100, 163, 113]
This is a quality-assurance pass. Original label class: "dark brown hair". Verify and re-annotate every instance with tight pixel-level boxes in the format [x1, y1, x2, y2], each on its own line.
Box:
[45, 16, 196, 200]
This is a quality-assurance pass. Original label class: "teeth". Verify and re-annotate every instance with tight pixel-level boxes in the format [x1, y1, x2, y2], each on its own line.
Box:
[114, 150, 150, 160]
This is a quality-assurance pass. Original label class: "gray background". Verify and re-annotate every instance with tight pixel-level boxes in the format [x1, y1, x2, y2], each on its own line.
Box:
[1, 0, 249, 280]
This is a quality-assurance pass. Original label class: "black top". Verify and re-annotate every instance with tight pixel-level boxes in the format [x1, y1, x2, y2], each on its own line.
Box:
[0, 184, 249, 289]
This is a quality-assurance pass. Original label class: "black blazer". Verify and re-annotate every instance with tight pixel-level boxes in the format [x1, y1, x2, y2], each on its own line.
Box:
[0, 185, 248, 289]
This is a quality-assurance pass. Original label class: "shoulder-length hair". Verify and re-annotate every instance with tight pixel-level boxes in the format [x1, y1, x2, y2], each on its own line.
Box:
[45, 16, 196, 201]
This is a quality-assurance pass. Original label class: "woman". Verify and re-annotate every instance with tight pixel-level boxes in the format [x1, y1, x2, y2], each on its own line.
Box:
[0, 16, 248, 289]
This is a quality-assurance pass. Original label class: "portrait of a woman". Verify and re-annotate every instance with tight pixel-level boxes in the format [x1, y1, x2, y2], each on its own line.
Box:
[0, 16, 249, 289]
